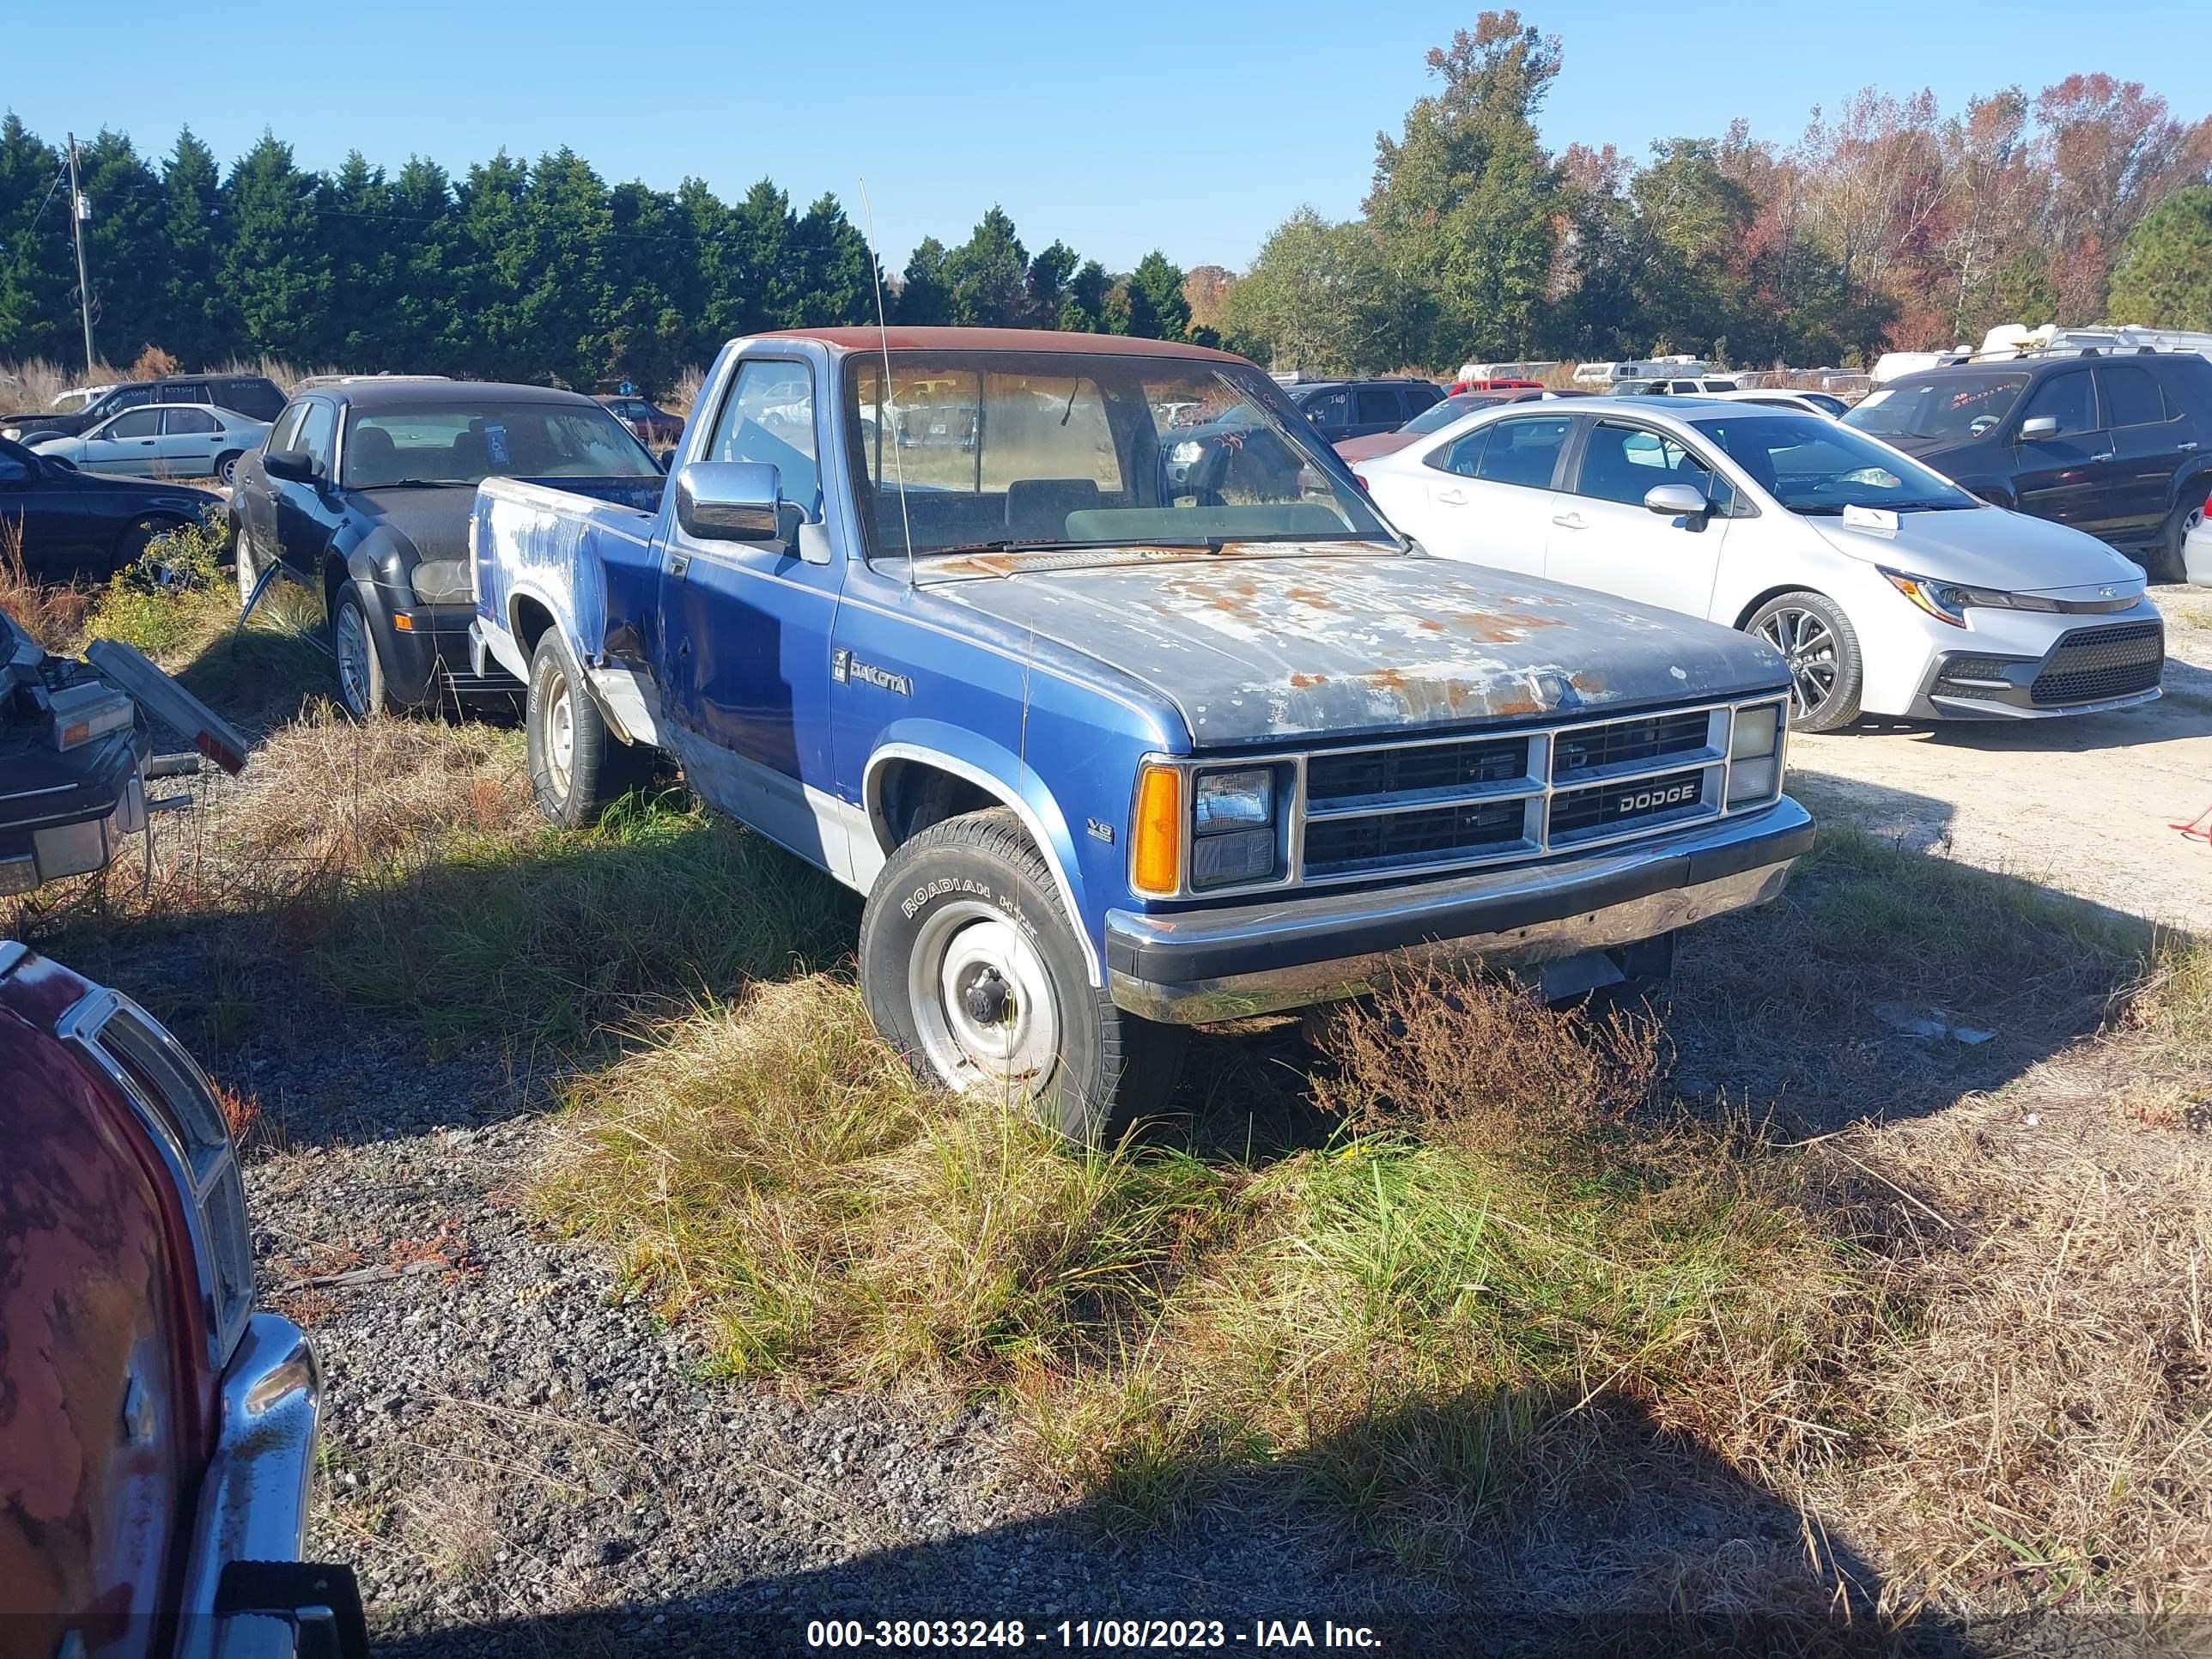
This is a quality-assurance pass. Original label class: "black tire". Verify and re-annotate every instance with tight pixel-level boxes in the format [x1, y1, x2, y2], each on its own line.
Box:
[525, 629, 651, 827]
[215, 450, 243, 487]
[234, 521, 268, 612]
[860, 806, 1184, 1143]
[115, 513, 185, 568]
[331, 586, 396, 720]
[1747, 589, 1863, 733]
[2144, 492, 2203, 585]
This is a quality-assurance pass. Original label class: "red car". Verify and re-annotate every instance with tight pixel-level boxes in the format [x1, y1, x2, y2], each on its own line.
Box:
[1445, 377, 1544, 393]
[0, 948, 365, 1657]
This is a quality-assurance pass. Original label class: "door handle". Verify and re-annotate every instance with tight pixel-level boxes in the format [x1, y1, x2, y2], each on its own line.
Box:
[1551, 511, 1587, 529]
[2180, 441, 2199, 453]
[2090, 452, 2115, 463]
[1434, 489, 1467, 506]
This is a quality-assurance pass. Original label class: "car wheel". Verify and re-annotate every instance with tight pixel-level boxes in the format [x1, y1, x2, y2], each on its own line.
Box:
[1747, 590, 1863, 733]
[234, 526, 267, 612]
[524, 629, 651, 827]
[331, 588, 395, 720]
[2147, 493, 2203, 585]
[215, 450, 243, 486]
[115, 514, 185, 568]
[860, 806, 1184, 1144]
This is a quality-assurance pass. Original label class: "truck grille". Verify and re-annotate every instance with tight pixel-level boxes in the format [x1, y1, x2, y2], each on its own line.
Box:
[1271, 701, 1753, 890]
[2029, 622, 2162, 707]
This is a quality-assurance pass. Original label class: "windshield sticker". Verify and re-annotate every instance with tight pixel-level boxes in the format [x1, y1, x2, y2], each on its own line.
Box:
[483, 422, 511, 467]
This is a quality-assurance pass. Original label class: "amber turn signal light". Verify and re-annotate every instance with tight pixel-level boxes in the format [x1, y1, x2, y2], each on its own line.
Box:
[1130, 764, 1183, 896]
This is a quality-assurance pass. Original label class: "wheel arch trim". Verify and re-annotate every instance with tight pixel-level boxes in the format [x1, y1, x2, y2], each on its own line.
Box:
[865, 732, 1101, 988]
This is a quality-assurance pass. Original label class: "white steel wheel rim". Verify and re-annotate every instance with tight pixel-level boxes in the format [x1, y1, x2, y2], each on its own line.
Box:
[544, 673, 575, 799]
[1759, 606, 1839, 719]
[335, 604, 374, 717]
[908, 900, 1060, 1094]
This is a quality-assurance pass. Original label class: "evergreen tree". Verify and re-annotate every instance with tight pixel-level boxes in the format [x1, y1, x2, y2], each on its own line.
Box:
[2107, 186, 2212, 329]
[895, 236, 951, 325]
[943, 207, 1028, 327]
[76, 132, 166, 365]
[1026, 240, 1079, 325]
[159, 130, 230, 363]
[0, 117, 72, 364]
[219, 133, 331, 361]
[1127, 251, 1191, 339]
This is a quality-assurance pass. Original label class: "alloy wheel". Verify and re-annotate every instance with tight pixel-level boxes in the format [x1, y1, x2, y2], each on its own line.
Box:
[334, 602, 374, 718]
[1758, 605, 1839, 720]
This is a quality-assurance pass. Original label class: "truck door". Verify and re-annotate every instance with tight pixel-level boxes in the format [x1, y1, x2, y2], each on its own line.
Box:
[656, 355, 844, 861]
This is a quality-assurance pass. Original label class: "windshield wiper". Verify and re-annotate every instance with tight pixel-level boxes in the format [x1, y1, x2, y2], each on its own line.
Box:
[919, 537, 1226, 557]
[352, 478, 476, 490]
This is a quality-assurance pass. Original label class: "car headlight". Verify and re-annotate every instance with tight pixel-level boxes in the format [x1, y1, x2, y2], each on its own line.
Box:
[1727, 701, 1784, 805]
[1881, 568, 2065, 628]
[1191, 767, 1278, 890]
[1169, 441, 1202, 466]
[1, 426, 18, 440]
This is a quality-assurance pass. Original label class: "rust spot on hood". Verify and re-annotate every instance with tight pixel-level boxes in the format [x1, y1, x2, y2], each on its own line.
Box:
[1288, 672, 1328, 688]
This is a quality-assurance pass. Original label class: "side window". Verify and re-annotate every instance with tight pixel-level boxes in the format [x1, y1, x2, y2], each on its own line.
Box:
[1474, 416, 1574, 489]
[708, 359, 819, 516]
[2095, 365, 2166, 429]
[1429, 426, 1492, 478]
[106, 385, 155, 415]
[1406, 383, 1443, 412]
[162, 407, 221, 435]
[1575, 422, 1730, 512]
[1299, 390, 1348, 428]
[268, 404, 309, 453]
[296, 402, 338, 471]
[2019, 371, 2095, 437]
[1355, 387, 1401, 426]
[105, 410, 162, 440]
[162, 382, 212, 404]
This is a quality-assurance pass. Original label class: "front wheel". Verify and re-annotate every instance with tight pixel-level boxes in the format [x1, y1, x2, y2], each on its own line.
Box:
[2145, 493, 2203, 585]
[1747, 590, 1863, 733]
[331, 587, 395, 720]
[860, 807, 1183, 1143]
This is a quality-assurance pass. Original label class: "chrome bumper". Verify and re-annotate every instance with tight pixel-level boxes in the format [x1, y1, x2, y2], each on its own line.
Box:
[1105, 797, 1814, 1024]
[173, 1314, 324, 1659]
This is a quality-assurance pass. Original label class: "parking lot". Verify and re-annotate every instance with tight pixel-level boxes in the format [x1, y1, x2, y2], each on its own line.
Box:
[1794, 585, 2212, 930]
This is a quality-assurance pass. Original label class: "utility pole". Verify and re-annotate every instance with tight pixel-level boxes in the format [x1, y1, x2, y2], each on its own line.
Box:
[66, 133, 95, 372]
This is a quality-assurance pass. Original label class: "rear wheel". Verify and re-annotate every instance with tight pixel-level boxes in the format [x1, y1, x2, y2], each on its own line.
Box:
[115, 514, 185, 568]
[215, 450, 243, 487]
[1747, 590, 1862, 732]
[2145, 492, 2203, 585]
[860, 807, 1183, 1143]
[524, 629, 652, 826]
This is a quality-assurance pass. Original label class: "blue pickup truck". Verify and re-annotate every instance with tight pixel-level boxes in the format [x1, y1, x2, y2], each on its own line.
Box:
[471, 327, 1814, 1138]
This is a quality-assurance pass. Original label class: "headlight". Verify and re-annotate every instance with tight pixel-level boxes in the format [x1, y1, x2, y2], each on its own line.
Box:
[1169, 441, 1202, 465]
[409, 558, 471, 605]
[1881, 568, 2063, 628]
[1727, 701, 1784, 805]
[1194, 767, 1274, 832]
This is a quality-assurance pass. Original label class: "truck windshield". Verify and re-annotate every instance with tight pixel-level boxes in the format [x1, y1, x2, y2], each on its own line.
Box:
[844, 351, 1394, 562]
[1688, 414, 1981, 515]
[342, 404, 659, 488]
[1842, 374, 2027, 443]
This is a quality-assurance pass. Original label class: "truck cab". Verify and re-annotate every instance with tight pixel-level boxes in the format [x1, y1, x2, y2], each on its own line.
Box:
[471, 328, 1813, 1140]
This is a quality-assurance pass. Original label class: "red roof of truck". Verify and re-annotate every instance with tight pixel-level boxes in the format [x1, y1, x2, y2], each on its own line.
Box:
[759, 326, 1245, 364]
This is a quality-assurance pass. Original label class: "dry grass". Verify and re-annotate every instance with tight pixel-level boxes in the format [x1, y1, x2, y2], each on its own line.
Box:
[0, 513, 94, 650]
[2, 355, 323, 408]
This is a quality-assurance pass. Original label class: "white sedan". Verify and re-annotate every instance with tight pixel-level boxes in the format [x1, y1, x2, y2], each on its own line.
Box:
[1355, 397, 2163, 731]
[30, 404, 270, 486]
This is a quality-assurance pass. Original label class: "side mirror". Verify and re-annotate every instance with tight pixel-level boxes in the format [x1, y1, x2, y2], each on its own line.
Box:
[1643, 482, 1711, 523]
[2017, 416, 2059, 441]
[675, 460, 783, 543]
[264, 447, 319, 483]
[41, 455, 77, 476]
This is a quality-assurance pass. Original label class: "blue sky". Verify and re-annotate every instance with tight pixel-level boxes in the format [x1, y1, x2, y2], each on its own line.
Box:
[8, 1, 2204, 273]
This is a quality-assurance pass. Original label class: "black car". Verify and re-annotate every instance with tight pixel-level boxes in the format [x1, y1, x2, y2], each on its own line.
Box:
[230, 380, 665, 718]
[1843, 349, 2212, 580]
[3, 374, 288, 445]
[0, 436, 222, 583]
[1285, 377, 1446, 444]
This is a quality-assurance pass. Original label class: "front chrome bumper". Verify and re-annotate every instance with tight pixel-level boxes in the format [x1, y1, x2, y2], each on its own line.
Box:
[1105, 797, 1814, 1024]
[173, 1314, 324, 1659]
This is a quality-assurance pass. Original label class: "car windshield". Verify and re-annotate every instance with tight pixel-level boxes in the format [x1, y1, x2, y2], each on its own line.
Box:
[342, 403, 659, 487]
[845, 351, 1393, 562]
[1688, 413, 1980, 514]
[1842, 374, 2027, 442]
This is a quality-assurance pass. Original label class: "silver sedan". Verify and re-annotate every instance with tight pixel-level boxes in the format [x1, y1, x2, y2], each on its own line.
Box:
[29, 404, 272, 485]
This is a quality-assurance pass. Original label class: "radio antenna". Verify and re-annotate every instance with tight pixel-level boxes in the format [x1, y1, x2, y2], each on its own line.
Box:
[858, 178, 918, 592]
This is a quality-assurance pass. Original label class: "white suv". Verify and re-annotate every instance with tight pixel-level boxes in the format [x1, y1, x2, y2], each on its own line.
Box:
[1356, 398, 2163, 731]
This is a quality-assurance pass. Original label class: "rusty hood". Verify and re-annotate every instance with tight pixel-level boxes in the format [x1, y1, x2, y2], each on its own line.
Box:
[931, 548, 1790, 746]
